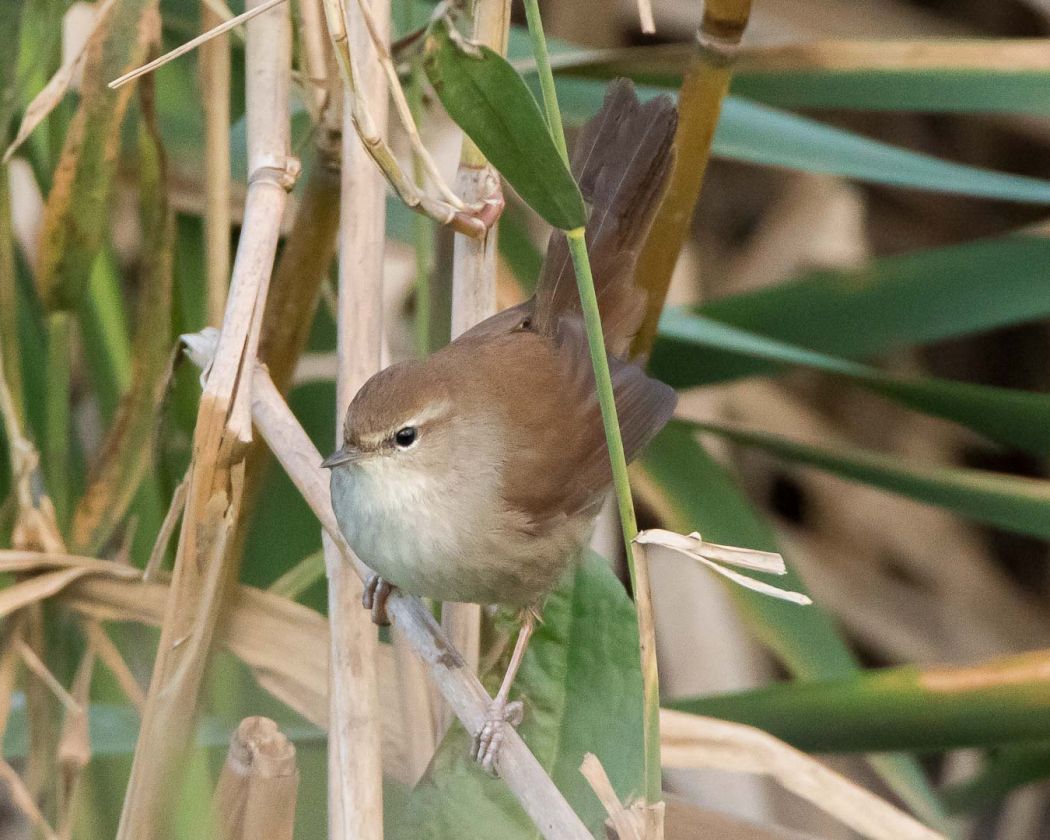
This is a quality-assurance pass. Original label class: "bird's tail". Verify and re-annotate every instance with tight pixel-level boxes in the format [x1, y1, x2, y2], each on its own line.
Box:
[532, 79, 678, 356]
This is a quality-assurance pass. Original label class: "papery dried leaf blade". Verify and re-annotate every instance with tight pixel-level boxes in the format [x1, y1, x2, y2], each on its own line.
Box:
[0, 568, 96, 619]
[37, 0, 160, 310]
[70, 77, 176, 555]
[660, 711, 945, 840]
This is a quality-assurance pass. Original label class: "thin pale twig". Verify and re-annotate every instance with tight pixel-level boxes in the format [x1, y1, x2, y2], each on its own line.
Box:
[18, 640, 81, 714]
[347, 0, 463, 208]
[143, 468, 189, 581]
[108, 0, 287, 89]
[0, 760, 60, 840]
[81, 619, 146, 712]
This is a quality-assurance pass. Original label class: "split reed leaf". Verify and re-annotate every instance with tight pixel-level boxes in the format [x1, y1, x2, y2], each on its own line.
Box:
[669, 650, 1050, 753]
[396, 552, 644, 838]
[653, 311, 1050, 458]
[423, 18, 586, 230]
[686, 421, 1050, 539]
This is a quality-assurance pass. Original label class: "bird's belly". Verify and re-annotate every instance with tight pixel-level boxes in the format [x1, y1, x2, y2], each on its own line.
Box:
[330, 465, 584, 606]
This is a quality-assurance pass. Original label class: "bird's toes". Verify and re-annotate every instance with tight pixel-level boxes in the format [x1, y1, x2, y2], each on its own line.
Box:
[361, 574, 393, 626]
[471, 699, 524, 777]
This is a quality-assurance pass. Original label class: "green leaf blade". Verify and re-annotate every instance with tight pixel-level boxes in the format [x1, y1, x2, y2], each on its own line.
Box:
[424, 20, 586, 230]
[653, 311, 1050, 458]
[687, 420, 1050, 539]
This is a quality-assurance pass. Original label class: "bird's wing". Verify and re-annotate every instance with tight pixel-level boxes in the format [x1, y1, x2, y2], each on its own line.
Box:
[496, 320, 676, 530]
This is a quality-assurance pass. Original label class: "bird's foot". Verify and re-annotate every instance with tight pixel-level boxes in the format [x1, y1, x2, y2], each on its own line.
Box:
[361, 574, 394, 626]
[471, 697, 524, 776]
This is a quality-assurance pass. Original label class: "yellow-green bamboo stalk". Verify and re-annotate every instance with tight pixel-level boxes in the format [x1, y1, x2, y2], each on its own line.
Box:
[631, 0, 752, 359]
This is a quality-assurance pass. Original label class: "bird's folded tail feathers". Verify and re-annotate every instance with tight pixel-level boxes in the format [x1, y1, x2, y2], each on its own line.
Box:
[533, 79, 678, 356]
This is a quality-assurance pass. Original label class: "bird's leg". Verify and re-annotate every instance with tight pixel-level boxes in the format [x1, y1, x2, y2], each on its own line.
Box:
[361, 574, 394, 626]
[472, 607, 537, 775]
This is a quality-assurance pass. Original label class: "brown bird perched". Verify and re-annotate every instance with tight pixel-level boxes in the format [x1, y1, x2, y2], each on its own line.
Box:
[323, 80, 678, 772]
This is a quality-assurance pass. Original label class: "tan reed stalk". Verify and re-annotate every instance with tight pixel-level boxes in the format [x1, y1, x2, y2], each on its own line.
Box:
[439, 0, 512, 725]
[201, 0, 231, 324]
[210, 717, 299, 840]
[322, 0, 387, 835]
[114, 1, 297, 835]
[630, 0, 752, 359]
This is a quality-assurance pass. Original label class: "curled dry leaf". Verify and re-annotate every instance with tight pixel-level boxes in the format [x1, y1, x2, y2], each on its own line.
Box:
[3, 0, 118, 164]
[635, 528, 811, 605]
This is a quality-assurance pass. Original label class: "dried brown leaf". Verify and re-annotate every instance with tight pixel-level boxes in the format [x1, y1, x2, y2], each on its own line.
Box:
[37, 0, 160, 310]
[70, 82, 175, 554]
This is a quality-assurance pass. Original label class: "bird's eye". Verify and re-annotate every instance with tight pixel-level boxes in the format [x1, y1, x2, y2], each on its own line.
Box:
[394, 426, 418, 449]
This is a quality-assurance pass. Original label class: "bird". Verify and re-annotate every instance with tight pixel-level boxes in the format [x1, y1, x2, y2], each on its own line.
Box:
[322, 79, 678, 773]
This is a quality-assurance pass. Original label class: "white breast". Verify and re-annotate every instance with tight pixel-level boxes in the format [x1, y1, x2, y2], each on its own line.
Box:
[330, 449, 590, 606]
[330, 455, 499, 602]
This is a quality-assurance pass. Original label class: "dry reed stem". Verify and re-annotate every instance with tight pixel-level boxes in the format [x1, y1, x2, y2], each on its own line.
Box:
[297, 0, 341, 127]
[211, 717, 299, 840]
[246, 365, 592, 839]
[201, 0, 232, 324]
[317, 0, 493, 234]
[440, 0, 512, 698]
[580, 752, 664, 840]
[323, 0, 388, 833]
[738, 38, 1050, 71]
[659, 710, 945, 840]
[114, 1, 296, 835]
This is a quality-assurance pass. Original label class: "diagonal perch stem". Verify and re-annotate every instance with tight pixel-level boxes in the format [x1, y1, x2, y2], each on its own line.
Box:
[523, 0, 663, 805]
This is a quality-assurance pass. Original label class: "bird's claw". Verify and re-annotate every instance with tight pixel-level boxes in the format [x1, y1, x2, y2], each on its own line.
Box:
[471, 698, 524, 776]
[361, 574, 394, 626]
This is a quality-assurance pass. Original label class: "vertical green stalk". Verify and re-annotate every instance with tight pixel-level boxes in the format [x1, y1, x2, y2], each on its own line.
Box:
[523, 0, 661, 803]
[44, 311, 72, 531]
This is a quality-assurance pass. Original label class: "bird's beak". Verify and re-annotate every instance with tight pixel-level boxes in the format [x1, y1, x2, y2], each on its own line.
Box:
[321, 445, 359, 469]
